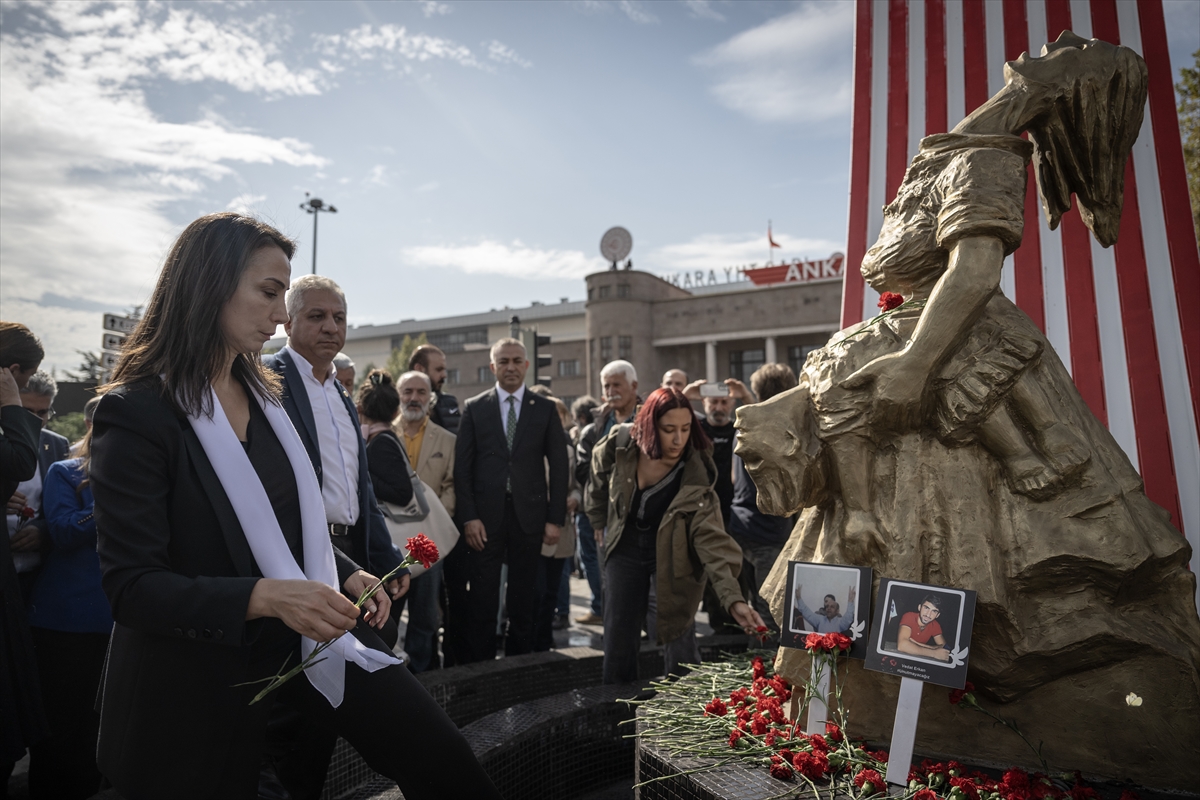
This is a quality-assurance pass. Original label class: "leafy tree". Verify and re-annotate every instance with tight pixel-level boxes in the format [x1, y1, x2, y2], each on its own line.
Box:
[66, 350, 105, 382]
[1179, 49, 1200, 242]
[386, 333, 428, 379]
[47, 412, 87, 444]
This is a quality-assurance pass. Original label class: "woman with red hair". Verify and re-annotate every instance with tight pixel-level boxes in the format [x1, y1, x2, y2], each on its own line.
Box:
[585, 388, 763, 683]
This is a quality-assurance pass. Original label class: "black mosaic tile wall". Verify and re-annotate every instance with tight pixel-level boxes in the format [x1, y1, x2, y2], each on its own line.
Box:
[321, 637, 756, 800]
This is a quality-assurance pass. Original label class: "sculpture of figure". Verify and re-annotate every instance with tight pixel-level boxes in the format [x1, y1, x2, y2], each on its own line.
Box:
[737, 33, 1200, 788]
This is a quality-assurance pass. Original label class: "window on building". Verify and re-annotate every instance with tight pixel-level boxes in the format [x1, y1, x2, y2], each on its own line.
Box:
[618, 336, 632, 360]
[787, 345, 821, 377]
[617, 283, 631, 298]
[477, 366, 492, 383]
[729, 348, 765, 382]
[445, 368, 460, 385]
[421, 327, 488, 354]
[598, 285, 611, 299]
[558, 359, 579, 377]
[600, 336, 613, 362]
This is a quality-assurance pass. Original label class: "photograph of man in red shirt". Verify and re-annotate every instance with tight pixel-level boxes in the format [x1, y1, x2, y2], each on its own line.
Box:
[895, 595, 950, 662]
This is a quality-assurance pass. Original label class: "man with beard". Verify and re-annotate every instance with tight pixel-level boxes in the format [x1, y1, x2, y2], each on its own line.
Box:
[409, 344, 460, 436]
[792, 584, 857, 634]
[683, 378, 755, 525]
[573, 360, 639, 625]
[392, 371, 456, 672]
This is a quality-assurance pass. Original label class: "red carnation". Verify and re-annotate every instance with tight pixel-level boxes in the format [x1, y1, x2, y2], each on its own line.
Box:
[750, 713, 769, 735]
[878, 292, 904, 311]
[822, 632, 851, 651]
[704, 697, 728, 717]
[914, 791, 938, 800]
[728, 728, 744, 748]
[770, 757, 795, 780]
[949, 681, 975, 705]
[855, 768, 886, 795]
[755, 624, 770, 643]
[752, 656, 767, 680]
[778, 748, 794, 762]
[404, 534, 440, 569]
[808, 733, 829, 753]
[951, 776, 981, 800]
[824, 722, 843, 742]
[793, 750, 829, 780]
[867, 749, 889, 763]
[805, 632, 824, 650]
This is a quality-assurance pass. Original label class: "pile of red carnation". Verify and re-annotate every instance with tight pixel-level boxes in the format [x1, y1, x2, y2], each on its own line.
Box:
[805, 632, 852, 653]
[904, 760, 1128, 800]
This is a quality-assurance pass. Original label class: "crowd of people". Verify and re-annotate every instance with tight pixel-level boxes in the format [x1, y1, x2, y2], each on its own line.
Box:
[1, 211, 805, 800]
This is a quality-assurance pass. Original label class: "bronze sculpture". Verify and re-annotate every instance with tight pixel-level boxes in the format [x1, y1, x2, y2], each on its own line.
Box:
[737, 33, 1200, 788]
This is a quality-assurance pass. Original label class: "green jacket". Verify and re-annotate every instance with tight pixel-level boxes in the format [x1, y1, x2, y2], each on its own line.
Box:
[585, 425, 745, 645]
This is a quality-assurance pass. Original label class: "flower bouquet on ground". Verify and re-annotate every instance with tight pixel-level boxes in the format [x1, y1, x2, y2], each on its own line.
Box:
[623, 649, 1122, 800]
[238, 533, 439, 705]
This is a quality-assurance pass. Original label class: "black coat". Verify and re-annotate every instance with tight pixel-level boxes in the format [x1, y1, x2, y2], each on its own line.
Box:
[453, 388, 568, 536]
[89, 381, 360, 797]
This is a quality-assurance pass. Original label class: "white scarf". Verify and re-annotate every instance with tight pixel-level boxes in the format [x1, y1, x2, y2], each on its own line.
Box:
[188, 386, 399, 708]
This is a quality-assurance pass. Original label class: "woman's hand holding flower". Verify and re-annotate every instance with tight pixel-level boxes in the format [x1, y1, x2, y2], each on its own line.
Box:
[729, 601, 765, 635]
[343, 570, 391, 630]
[247, 579, 360, 642]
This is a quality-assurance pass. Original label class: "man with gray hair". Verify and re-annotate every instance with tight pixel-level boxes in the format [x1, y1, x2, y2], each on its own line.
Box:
[391, 370, 457, 671]
[572, 359, 640, 625]
[6, 371, 70, 587]
[333, 352, 355, 397]
[454, 337, 568, 661]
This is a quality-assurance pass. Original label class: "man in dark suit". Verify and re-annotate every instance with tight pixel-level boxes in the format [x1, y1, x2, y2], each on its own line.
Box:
[261, 275, 407, 799]
[455, 337, 568, 661]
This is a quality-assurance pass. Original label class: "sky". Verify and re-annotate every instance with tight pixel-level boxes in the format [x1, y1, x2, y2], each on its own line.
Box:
[1, 0, 1197, 374]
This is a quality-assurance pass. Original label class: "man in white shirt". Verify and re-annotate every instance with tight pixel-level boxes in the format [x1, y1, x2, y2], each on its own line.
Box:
[261, 275, 408, 799]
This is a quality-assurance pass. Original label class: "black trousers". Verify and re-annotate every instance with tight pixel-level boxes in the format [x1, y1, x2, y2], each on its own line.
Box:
[440, 538, 471, 667]
[27, 627, 109, 800]
[263, 624, 499, 800]
[532, 555, 566, 652]
[465, 496, 542, 661]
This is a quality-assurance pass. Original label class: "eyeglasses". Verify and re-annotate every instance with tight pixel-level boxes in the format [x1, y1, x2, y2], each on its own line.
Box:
[31, 407, 56, 421]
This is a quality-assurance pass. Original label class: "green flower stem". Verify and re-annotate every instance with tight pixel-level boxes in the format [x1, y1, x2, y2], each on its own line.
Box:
[237, 556, 418, 705]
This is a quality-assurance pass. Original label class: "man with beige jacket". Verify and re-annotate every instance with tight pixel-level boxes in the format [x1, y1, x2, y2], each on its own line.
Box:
[392, 371, 456, 671]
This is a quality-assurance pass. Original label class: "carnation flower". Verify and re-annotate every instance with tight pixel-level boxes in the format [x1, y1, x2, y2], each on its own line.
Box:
[808, 733, 829, 753]
[19, 506, 35, 519]
[855, 768, 886, 795]
[770, 758, 795, 780]
[728, 729, 744, 748]
[752, 656, 767, 680]
[793, 750, 830, 779]
[950, 776, 981, 800]
[949, 681, 976, 705]
[404, 533, 440, 569]
[914, 790, 938, 800]
[824, 722, 843, 742]
[878, 292, 905, 311]
[704, 697, 728, 717]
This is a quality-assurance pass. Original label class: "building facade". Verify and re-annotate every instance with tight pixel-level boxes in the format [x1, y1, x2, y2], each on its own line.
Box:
[319, 267, 842, 407]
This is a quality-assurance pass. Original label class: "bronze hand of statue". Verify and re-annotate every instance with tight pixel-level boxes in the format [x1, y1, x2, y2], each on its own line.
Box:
[841, 348, 926, 431]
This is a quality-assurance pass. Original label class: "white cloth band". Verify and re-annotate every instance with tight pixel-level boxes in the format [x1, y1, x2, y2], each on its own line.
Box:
[188, 386, 399, 708]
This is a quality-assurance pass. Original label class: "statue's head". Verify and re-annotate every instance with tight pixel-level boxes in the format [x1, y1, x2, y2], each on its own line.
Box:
[734, 383, 828, 516]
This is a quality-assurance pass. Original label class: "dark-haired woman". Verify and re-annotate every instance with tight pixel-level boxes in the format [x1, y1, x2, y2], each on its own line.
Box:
[356, 368, 412, 649]
[586, 388, 764, 684]
[88, 212, 499, 799]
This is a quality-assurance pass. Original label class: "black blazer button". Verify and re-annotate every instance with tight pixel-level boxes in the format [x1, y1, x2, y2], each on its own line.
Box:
[203, 629, 212, 639]
[187, 629, 197, 639]
[215, 629, 224, 641]
[174, 627, 183, 637]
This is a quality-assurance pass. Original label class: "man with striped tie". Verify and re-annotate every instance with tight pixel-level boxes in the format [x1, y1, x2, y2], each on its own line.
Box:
[454, 338, 568, 662]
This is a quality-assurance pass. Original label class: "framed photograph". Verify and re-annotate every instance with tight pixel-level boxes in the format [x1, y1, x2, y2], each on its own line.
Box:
[864, 578, 977, 689]
[780, 561, 872, 660]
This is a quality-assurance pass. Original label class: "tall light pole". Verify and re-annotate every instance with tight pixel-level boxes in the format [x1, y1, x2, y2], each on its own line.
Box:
[300, 192, 338, 274]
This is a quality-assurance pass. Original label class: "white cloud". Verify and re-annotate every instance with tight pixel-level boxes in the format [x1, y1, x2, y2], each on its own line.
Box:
[617, 1, 658, 24]
[421, 1, 453, 17]
[696, 2, 853, 123]
[0, 2, 327, 368]
[227, 193, 268, 212]
[648, 231, 845, 274]
[366, 165, 389, 186]
[684, 1, 725, 22]
[486, 40, 532, 69]
[316, 24, 481, 70]
[402, 241, 606, 280]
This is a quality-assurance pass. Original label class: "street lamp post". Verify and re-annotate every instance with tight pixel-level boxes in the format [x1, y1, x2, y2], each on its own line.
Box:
[300, 193, 338, 274]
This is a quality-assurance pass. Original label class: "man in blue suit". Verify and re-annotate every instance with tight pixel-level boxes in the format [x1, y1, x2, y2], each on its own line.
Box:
[261, 275, 407, 800]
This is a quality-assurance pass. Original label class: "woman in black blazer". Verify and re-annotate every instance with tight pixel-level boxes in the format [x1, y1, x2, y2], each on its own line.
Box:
[89, 213, 498, 800]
